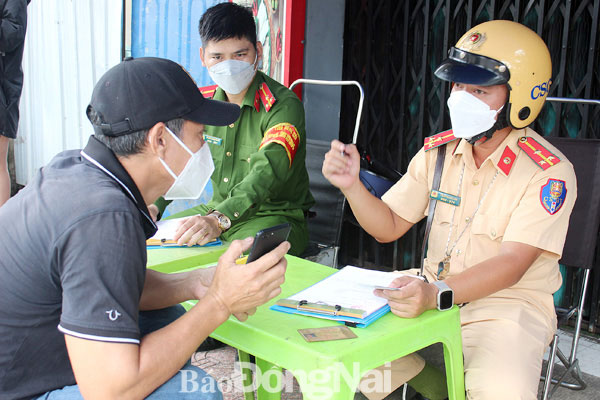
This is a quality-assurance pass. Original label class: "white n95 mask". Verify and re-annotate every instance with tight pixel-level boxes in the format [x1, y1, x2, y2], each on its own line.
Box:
[447, 90, 503, 140]
[208, 54, 257, 94]
[159, 127, 215, 200]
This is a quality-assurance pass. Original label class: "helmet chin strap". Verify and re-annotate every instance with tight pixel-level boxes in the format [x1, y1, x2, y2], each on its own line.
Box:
[466, 103, 510, 145]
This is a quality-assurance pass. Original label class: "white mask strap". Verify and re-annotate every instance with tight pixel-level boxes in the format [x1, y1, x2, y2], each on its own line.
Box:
[159, 125, 194, 180]
[164, 126, 194, 156]
[159, 157, 178, 180]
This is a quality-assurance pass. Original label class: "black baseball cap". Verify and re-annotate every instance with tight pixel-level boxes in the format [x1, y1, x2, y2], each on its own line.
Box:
[87, 57, 240, 136]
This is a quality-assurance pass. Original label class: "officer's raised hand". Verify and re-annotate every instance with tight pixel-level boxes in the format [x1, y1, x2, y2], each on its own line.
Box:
[323, 139, 414, 243]
[173, 215, 222, 246]
[322, 140, 361, 191]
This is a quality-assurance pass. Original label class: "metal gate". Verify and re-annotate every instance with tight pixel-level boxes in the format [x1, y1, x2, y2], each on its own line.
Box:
[338, 0, 600, 332]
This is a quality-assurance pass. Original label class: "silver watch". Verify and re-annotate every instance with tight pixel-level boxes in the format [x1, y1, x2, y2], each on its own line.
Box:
[432, 281, 454, 311]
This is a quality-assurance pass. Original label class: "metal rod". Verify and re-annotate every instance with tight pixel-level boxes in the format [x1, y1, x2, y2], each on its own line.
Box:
[546, 97, 600, 106]
[570, 269, 590, 363]
[542, 334, 559, 400]
[289, 79, 365, 145]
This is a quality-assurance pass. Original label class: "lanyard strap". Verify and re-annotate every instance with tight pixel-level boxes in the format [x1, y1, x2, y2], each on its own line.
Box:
[418, 144, 446, 280]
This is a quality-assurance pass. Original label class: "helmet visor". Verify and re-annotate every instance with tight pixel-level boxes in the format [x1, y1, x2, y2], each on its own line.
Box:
[434, 47, 510, 86]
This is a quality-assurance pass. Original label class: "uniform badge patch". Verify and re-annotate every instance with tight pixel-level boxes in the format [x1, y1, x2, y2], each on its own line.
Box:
[540, 178, 567, 215]
[459, 31, 487, 51]
[430, 190, 461, 206]
[203, 134, 222, 146]
[259, 123, 300, 167]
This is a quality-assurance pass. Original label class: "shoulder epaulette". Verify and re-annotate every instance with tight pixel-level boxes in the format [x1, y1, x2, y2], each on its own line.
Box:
[199, 84, 218, 99]
[257, 82, 277, 112]
[424, 130, 458, 151]
[517, 136, 561, 170]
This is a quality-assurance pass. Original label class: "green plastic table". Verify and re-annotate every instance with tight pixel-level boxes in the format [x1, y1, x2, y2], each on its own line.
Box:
[146, 242, 228, 273]
[147, 251, 465, 400]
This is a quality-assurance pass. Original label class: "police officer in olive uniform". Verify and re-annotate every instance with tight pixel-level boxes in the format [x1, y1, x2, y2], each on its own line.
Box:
[324, 21, 576, 399]
[152, 2, 313, 256]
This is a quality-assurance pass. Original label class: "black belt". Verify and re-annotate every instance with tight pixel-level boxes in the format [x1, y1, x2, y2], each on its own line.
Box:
[418, 144, 446, 281]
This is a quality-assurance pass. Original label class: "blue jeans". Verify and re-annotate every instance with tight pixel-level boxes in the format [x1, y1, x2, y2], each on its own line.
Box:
[36, 305, 223, 400]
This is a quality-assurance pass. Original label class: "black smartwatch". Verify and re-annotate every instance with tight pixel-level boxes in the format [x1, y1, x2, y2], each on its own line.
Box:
[432, 281, 454, 311]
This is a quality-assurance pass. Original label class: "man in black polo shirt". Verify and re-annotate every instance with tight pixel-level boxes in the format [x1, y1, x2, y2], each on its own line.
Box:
[0, 57, 289, 399]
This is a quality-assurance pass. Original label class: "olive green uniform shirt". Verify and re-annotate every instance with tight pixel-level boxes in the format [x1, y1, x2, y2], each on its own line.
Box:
[166, 71, 314, 255]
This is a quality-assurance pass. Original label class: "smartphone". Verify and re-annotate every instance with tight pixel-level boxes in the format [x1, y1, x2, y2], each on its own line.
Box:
[245, 223, 292, 263]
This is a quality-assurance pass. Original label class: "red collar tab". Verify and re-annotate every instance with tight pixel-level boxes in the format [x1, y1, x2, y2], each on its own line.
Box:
[451, 140, 461, 155]
[517, 136, 561, 170]
[258, 82, 276, 112]
[497, 146, 516, 175]
[424, 130, 458, 152]
[199, 84, 218, 99]
[254, 91, 261, 112]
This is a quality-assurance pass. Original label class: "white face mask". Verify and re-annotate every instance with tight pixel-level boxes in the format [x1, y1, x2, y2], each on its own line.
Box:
[447, 90, 503, 140]
[208, 54, 257, 94]
[159, 127, 215, 200]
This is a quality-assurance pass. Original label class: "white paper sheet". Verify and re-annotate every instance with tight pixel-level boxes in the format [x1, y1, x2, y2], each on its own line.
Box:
[148, 217, 189, 241]
[287, 265, 398, 313]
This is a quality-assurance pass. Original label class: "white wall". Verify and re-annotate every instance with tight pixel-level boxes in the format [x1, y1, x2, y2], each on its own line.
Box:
[15, 0, 122, 185]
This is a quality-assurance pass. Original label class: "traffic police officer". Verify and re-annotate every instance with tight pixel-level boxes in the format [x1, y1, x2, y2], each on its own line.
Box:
[323, 21, 576, 399]
[152, 3, 314, 256]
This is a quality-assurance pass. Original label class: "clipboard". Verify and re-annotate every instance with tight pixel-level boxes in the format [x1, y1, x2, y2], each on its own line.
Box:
[146, 216, 222, 249]
[271, 301, 390, 328]
[146, 237, 222, 249]
[270, 265, 397, 328]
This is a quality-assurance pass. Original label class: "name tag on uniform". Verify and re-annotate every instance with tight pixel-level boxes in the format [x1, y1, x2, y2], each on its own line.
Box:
[203, 134, 222, 146]
[430, 190, 461, 206]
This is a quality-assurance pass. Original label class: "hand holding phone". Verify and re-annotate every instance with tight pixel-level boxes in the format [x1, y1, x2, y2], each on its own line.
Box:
[208, 227, 289, 317]
[244, 223, 292, 263]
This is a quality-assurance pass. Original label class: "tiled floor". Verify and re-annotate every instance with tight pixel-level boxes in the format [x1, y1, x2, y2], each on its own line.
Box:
[544, 329, 600, 377]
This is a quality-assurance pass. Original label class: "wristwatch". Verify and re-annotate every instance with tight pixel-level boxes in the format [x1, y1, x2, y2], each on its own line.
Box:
[432, 281, 454, 311]
[207, 210, 231, 232]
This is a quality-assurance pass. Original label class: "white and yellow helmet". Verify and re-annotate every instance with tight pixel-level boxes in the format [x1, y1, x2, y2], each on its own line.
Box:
[434, 20, 552, 129]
